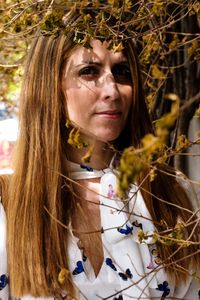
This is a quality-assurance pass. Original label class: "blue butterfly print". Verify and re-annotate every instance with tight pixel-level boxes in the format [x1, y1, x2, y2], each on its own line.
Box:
[113, 295, 123, 300]
[72, 261, 84, 275]
[0, 274, 9, 291]
[80, 164, 93, 172]
[118, 268, 133, 281]
[132, 220, 143, 230]
[117, 224, 133, 235]
[156, 281, 170, 299]
[106, 258, 117, 271]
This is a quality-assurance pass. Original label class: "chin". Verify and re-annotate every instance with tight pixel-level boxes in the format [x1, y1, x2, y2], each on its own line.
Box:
[95, 131, 121, 143]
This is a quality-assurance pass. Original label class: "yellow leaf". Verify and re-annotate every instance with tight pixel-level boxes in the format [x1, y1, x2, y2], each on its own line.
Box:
[67, 128, 89, 149]
[155, 127, 169, 143]
[151, 64, 165, 79]
[137, 230, 145, 243]
[142, 134, 162, 153]
[155, 93, 179, 130]
[65, 119, 71, 128]
[169, 34, 179, 49]
[149, 168, 157, 182]
[146, 93, 155, 109]
[81, 145, 94, 163]
[176, 135, 190, 152]
[112, 42, 124, 53]
[58, 268, 70, 285]
[187, 40, 198, 57]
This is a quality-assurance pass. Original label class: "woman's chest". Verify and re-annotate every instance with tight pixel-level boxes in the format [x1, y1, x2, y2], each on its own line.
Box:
[71, 178, 104, 276]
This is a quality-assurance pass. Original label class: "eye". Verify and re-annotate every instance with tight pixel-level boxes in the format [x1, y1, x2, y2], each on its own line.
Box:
[112, 64, 132, 84]
[78, 66, 99, 80]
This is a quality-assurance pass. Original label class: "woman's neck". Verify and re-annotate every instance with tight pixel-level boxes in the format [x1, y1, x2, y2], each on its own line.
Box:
[65, 138, 114, 170]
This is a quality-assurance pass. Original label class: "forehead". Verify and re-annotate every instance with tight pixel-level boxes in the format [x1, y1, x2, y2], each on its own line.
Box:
[67, 39, 128, 65]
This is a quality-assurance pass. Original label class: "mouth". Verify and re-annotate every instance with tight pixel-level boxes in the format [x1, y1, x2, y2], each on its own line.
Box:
[95, 110, 122, 119]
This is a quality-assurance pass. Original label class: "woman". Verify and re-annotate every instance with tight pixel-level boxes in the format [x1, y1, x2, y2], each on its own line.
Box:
[0, 9, 199, 300]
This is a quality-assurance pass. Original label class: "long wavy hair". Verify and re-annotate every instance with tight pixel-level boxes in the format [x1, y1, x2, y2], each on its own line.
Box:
[1, 15, 199, 299]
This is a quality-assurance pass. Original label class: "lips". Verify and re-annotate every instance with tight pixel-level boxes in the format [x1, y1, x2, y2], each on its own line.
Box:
[95, 110, 122, 119]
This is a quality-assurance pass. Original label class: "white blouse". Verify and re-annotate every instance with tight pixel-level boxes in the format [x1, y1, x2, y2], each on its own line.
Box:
[0, 161, 199, 300]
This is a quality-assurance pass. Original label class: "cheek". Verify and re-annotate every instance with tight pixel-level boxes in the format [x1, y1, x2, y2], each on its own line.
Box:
[64, 87, 94, 125]
[64, 89, 79, 120]
[65, 83, 97, 110]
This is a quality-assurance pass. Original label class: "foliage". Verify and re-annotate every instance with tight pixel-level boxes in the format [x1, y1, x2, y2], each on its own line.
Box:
[0, 1, 200, 111]
[0, 1, 199, 296]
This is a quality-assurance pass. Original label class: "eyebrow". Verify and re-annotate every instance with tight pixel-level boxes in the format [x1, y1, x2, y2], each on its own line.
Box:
[82, 61, 102, 65]
[115, 61, 129, 65]
[76, 59, 129, 67]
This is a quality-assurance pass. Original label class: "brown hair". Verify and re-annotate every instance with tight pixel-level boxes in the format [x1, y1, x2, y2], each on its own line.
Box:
[7, 34, 76, 297]
[2, 17, 199, 299]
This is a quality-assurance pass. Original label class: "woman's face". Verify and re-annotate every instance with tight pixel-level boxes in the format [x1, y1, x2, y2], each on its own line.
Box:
[62, 39, 133, 142]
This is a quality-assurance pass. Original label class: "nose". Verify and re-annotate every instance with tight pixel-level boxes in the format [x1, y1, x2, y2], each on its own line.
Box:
[99, 72, 120, 101]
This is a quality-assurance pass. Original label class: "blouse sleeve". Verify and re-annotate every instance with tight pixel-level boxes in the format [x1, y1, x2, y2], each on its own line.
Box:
[0, 201, 9, 300]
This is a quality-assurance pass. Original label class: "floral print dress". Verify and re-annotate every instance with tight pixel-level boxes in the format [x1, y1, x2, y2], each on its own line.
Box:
[0, 160, 199, 300]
